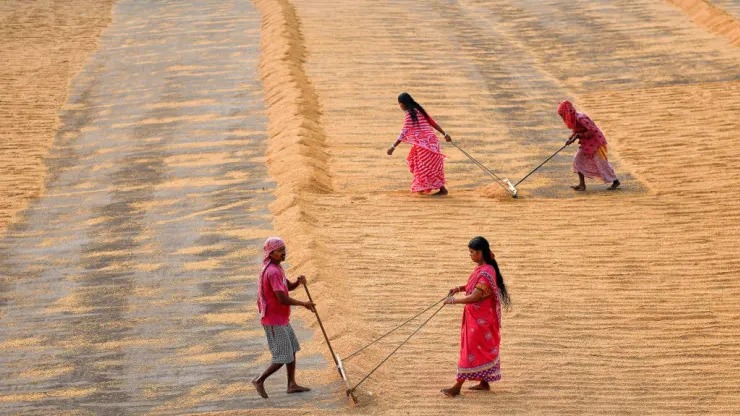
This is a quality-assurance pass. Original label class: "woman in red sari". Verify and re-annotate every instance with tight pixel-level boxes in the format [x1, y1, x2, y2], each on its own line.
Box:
[558, 100, 621, 191]
[387, 92, 452, 195]
[442, 236, 511, 397]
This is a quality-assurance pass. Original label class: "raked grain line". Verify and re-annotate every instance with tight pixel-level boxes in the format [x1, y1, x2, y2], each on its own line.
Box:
[288, 0, 740, 414]
[0, 1, 115, 235]
[665, 0, 740, 45]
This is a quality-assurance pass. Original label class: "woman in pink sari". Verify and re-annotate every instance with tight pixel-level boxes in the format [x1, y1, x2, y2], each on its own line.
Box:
[558, 100, 621, 191]
[387, 92, 452, 195]
[442, 236, 511, 397]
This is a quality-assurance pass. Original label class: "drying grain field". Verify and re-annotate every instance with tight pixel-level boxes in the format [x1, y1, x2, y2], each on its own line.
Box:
[1, 0, 738, 414]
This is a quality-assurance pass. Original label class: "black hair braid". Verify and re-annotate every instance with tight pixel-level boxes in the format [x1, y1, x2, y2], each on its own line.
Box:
[469, 236, 511, 309]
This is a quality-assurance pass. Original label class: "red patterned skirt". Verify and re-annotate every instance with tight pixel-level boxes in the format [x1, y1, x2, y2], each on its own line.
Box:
[573, 145, 617, 183]
[406, 146, 446, 192]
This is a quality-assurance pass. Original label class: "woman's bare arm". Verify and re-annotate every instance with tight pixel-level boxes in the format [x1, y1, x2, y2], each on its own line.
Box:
[445, 288, 485, 305]
[427, 116, 451, 141]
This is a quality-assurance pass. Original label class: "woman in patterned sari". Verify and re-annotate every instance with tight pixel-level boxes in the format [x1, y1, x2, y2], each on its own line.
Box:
[442, 236, 511, 397]
[558, 100, 621, 191]
[387, 92, 452, 195]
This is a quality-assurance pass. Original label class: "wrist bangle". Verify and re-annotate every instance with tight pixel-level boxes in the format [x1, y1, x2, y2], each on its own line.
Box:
[451, 297, 455, 304]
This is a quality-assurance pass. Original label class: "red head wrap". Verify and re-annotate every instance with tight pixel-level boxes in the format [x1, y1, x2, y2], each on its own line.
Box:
[557, 100, 577, 131]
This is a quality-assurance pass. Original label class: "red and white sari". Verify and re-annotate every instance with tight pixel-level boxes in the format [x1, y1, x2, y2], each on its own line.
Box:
[397, 110, 446, 192]
[456, 264, 502, 382]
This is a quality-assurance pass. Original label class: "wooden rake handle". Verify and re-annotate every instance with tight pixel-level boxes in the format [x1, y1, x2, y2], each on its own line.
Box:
[302, 282, 358, 404]
[302, 282, 338, 368]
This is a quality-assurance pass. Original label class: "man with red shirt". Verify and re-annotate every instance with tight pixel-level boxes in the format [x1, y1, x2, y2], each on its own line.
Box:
[252, 237, 315, 399]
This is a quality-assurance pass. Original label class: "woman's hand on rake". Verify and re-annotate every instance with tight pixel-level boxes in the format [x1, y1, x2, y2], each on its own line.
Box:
[387, 146, 395, 155]
[566, 133, 579, 145]
[302, 300, 316, 313]
[443, 133, 452, 142]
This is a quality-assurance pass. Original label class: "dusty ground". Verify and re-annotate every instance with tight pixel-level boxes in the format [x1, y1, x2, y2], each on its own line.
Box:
[0, 0, 340, 414]
[264, 0, 740, 414]
[1, 0, 739, 415]
[0, 0, 115, 233]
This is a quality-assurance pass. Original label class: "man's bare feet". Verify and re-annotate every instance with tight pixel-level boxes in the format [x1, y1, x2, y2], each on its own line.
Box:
[287, 384, 311, 394]
[468, 381, 490, 390]
[608, 180, 620, 190]
[441, 387, 461, 397]
[252, 377, 268, 399]
[571, 184, 586, 191]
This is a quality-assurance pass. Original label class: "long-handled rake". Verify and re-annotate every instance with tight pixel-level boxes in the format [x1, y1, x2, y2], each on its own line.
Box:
[303, 292, 449, 405]
[302, 282, 358, 405]
[449, 141, 518, 198]
[513, 134, 575, 189]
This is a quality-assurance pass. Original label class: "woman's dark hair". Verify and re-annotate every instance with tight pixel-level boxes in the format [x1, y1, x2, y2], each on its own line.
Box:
[398, 92, 430, 125]
[468, 236, 511, 309]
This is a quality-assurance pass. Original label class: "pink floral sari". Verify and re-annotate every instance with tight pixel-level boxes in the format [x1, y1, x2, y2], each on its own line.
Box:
[571, 113, 617, 182]
[457, 264, 502, 382]
[558, 101, 618, 183]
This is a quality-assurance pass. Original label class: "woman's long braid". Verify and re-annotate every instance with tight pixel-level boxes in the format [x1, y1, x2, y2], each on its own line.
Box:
[398, 92, 430, 125]
[470, 236, 511, 309]
[487, 253, 511, 309]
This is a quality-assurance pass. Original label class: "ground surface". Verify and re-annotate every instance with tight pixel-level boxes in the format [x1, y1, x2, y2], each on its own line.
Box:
[1, 0, 738, 414]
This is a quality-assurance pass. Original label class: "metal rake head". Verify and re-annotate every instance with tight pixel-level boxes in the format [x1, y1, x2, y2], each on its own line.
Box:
[503, 179, 518, 198]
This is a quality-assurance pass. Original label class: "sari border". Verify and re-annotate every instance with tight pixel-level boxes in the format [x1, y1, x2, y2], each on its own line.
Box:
[457, 357, 500, 374]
